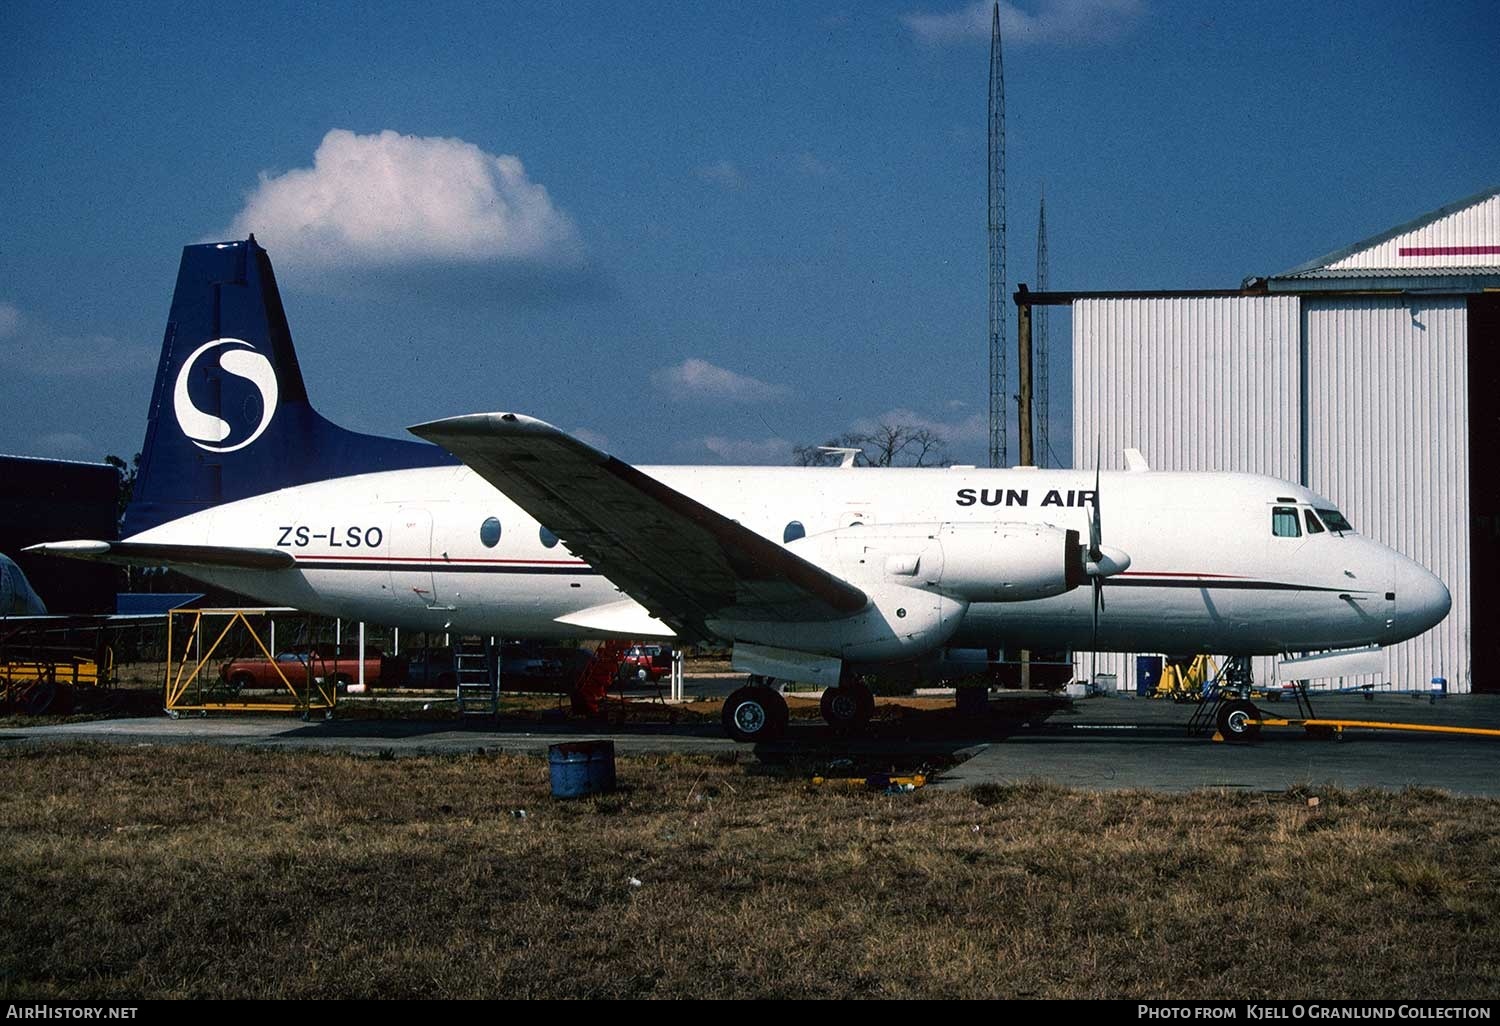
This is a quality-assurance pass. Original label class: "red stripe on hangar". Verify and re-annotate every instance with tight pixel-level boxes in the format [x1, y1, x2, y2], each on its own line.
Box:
[1398, 244, 1500, 256]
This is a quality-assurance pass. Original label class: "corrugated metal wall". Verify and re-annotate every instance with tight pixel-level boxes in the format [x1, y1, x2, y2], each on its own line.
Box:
[1303, 297, 1470, 691]
[1071, 296, 1300, 691]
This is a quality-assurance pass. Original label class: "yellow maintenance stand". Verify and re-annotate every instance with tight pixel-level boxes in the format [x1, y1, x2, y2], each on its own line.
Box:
[164, 608, 335, 718]
[1153, 654, 1218, 700]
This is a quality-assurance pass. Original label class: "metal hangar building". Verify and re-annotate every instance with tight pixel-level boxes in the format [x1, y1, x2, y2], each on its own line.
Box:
[1052, 186, 1499, 694]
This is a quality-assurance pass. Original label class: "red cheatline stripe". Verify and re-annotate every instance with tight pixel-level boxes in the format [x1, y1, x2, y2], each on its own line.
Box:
[292, 554, 589, 566]
[1398, 244, 1500, 256]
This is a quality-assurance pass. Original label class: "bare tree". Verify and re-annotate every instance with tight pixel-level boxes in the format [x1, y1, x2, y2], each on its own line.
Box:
[793, 423, 952, 468]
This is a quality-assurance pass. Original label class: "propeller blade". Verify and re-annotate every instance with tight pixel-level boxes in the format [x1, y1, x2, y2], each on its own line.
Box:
[1085, 437, 1107, 690]
[1088, 438, 1103, 559]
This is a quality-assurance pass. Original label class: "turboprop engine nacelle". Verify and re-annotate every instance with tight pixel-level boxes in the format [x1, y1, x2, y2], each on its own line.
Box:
[933, 522, 1086, 602]
[789, 521, 1087, 603]
[710, 524, 969, 662]
[780, 516, 1086, 606]
[711, 520, 1086, 663]
[708, 578, 968, 664]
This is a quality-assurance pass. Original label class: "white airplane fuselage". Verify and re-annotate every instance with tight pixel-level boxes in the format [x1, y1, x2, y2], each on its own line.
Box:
[130, 462, 1450, 660]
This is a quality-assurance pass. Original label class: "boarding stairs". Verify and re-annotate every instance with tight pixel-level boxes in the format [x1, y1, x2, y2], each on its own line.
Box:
[453, 636, 500, 717]
[571, 639, 633, 716]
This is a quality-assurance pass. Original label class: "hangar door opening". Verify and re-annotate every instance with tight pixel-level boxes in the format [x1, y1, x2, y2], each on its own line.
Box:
[1304, 297, 1468, 692]
[1470, 294, 1500, 693]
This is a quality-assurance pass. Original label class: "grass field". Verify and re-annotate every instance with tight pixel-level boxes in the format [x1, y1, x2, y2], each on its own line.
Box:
[1, 743, 1496, 1000]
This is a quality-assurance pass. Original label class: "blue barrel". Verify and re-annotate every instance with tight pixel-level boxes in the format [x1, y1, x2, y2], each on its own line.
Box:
[1136, 656, 1164, 697]
[549, 740, 617, 798]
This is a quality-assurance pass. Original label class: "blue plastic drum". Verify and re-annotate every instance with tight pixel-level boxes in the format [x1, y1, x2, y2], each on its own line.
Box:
[548, 740, 617, 798]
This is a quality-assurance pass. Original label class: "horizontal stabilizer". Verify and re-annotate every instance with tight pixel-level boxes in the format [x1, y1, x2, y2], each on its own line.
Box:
[411, 412, 868, 640]
[24, 540, 296, 571]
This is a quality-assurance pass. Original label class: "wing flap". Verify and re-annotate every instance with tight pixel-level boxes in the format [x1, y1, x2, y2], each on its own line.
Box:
[411, 413, 867, 638]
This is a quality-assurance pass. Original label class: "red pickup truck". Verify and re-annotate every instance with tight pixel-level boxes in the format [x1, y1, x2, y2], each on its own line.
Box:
[616, 643, 675, 683]
[220, 648, 385, 692]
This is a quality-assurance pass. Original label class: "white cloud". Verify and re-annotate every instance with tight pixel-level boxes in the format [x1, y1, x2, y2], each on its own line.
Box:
[700, 435, 792, 465]
[224, 128, 582, 271]
[696, 160, 745, 190]
[0, 303, 19, 339]
[903, 0, 1143, 45]
[653, 358, 791, 402]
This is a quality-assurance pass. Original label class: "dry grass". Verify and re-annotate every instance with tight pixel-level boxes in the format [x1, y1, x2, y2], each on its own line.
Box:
[1, 744, 1496, 999]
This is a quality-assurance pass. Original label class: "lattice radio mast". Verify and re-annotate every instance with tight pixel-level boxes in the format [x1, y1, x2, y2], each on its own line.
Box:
[1035, 189, 1050, 467]
[987, 2, 1008, 469]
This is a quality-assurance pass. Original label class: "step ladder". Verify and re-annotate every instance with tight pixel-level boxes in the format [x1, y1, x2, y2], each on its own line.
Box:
[454, 636, 499, 717]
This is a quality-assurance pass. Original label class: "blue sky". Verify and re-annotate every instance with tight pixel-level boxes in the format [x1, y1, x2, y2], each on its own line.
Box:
[2, 1, 1496, 470]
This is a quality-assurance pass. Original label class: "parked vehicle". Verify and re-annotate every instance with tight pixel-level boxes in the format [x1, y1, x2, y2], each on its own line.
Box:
[400, 648, 456, 690]
[616, 643, 674, 683]
[396, 643, 579, 690]
[219, 646, 385, 693]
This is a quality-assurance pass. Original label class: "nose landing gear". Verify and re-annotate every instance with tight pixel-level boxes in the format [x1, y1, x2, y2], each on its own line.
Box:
[1215, 698, 1263, 743]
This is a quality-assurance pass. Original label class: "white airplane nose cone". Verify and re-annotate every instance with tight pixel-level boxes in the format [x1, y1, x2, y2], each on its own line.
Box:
[1396, 559, 1451, 637]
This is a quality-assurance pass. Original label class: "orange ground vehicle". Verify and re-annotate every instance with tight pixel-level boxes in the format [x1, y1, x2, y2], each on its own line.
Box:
[219, 646, 384, 692]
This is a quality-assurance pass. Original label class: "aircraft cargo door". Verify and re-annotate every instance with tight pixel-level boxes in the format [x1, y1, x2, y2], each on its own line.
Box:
[389, 507, 440, 612]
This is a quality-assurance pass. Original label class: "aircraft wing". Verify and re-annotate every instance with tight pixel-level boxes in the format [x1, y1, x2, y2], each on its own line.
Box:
[23, 540, 296, 571]
[411, 413, 868, 640]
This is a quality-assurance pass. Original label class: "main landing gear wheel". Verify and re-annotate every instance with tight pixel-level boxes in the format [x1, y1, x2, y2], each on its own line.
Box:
[820, 680, 875, 733]
[1216, 699, 1263, 743]
[722, 685, 789, 743]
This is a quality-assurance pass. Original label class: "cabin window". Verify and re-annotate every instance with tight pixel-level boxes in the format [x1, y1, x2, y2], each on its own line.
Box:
[1271, 507, 1301, 538]
[539, 526, 559, 549]
[479, 517, 502, 548]
[1317, 508, 1353, 535]
[783, 521, 806, 544]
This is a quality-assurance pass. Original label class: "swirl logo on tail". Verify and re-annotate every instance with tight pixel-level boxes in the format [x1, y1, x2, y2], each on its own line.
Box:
[172, 338, 279, 453]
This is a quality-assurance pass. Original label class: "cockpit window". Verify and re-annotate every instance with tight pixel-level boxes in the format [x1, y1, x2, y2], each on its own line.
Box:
[1271, 507, 1301, 538]
[1316, 508, 1353, 535]
[1303, 509, 1325, 534]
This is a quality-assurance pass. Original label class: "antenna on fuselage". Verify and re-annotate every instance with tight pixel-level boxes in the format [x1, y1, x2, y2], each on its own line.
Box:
[816, 447, 861, 469]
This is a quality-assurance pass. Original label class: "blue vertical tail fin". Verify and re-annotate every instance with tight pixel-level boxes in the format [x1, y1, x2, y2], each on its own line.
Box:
[125, 237, 454, 535]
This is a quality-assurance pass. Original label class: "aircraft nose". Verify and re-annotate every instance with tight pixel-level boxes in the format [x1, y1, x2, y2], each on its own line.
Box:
[1395, 558, 1451, 636]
